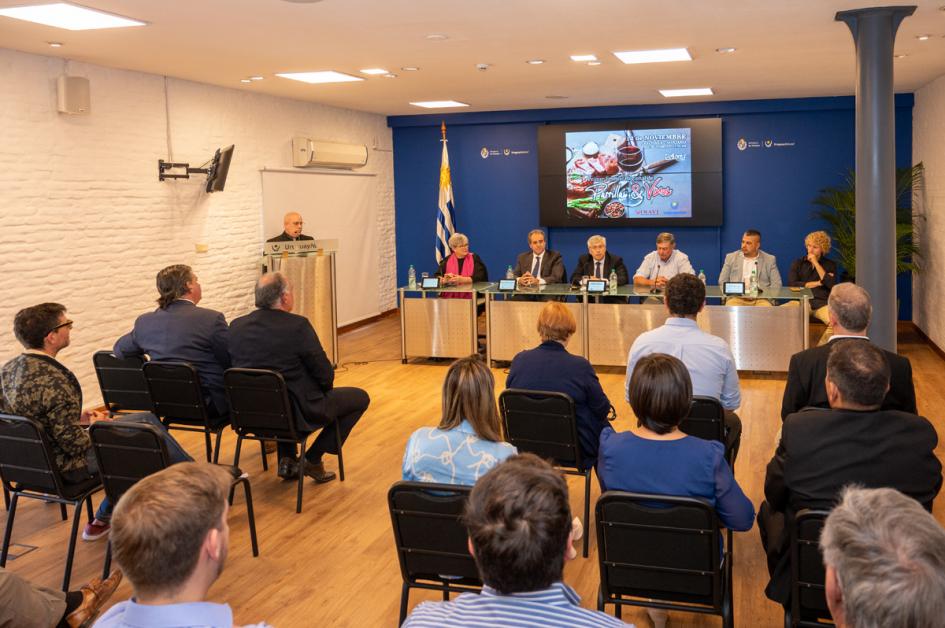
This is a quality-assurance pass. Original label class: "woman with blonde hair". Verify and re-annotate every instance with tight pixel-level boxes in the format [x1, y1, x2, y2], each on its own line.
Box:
[403, 355, 515, 485]
[788, 230, 837, 344]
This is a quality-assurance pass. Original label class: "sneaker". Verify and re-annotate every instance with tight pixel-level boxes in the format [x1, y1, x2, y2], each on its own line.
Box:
[277, 457, 299, 480]
[302, 460, 336, 483]
[82, 519, 110, 541]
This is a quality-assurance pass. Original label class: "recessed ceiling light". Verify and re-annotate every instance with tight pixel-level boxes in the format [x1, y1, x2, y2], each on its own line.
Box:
[570, 54, 597, 62]
[383, 73, 397, 78]
[47, 41, 63, 47]
[281, 0, 324, 3]
[0, 2, 145, 30]
[250, 76, 264, 81]
[401, 66, 420, 71]
[917, 34, 931, 41]
[545, 95, 568, 99]
[526, 59, 545, 65]
[613, 48, 692, 64]
[409, 100, 469, 109]
[275, 71, 363, 84]
[716, 47, 736, 54]
[660, 87, 713, 97]
[360, 68, 389, 75]
[587, 61, 602, 66]
[425, 33, 448, 41]
[894, 53, 908, 59]
[240, 79, 252, 83]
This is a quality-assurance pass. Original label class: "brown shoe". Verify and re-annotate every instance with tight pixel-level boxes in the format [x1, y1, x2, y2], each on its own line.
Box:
[66, 569, 123, 628]
[302, 460, 336, 483]
[263, 440, 278, 454]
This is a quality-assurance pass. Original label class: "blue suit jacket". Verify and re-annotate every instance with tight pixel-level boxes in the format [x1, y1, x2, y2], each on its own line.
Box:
[114, 300, 230, 416]
[506, 341, 611, 469]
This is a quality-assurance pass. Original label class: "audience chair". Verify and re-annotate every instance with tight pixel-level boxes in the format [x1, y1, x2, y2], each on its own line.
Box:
[142, 361, 230, 463]
[224, 368, 344, 513]
[499, 389, 591, 557]
[595, 491, 734, 628]
[92, 351, 152, 416]
[681, 396, 735, 466]
[90, 420, 258, 578]
[0, 413, 102, 591]
[785, 509, 833, 627]
[388, 481, 480, 625]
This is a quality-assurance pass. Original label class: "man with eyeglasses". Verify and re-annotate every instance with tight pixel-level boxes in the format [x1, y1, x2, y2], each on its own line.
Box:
[267, 211, 314, 242]
[0, 303, 192, 543]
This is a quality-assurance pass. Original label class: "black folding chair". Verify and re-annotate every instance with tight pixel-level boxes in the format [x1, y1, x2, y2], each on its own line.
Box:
[785, 510, 833, 627]
[499, 389, 591, 557]
[0, 413, 102, 591]
[681, 396, 735, 467]
[388, 481, 480, 625]
[92, 351, 152, 416]
[596, 491, 734, 628]
[143, 361, 230, 463]
[225, 368, 344, 513]
[90, 420, 258, 578]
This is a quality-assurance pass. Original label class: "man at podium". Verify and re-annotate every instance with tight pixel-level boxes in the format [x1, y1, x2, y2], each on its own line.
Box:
[267, 212, 314, 242]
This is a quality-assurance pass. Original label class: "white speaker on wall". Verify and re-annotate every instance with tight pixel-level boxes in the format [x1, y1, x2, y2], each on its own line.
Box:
[57, 75, 90, 115]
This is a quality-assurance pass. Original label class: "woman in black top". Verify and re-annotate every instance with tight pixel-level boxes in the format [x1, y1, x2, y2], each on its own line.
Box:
[787, 230, 837, 344]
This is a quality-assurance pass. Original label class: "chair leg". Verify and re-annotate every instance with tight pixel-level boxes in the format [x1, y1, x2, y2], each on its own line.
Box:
[103, 541, 112, 580]
[203, 429, 213, 462]
[597, 587, 605, 612]
[335, 423, 345, 482]
[2, 487, 9, 511]
[233, 434, 244, 467]
[59, 503, 68, 521]
[1, 493, 20, 566]
[212, 429, 223, 464]
[259, 441, 269, 471]
[399, 582, 410, 626]
[582, 470, 591, 558]
[63, 500, 84, 591]
[442, 587, 449, 601]
[85, 495, 95, 522]
[240, 478, 259, 557]
[296, 438, 307, 513]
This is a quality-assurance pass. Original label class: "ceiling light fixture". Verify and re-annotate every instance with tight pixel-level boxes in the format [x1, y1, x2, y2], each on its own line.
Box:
[660, 87, 713, 97]
[613, 48, 692, 64]
[383, 73, 397, 78]
[526, 59, 545, 65]
[250, 76, 264, 81]
[716, 47, 736, 53]
[570, 54, 597, 62]
[401, 66, 420, 71]
[240, 79, 252, 83]
[409, 100, 469, 108]
[917, 34, 931, 41]
[47, 41, 63, 47]
[425, 33, 448, 41]
[894, 53, 908, 58]
[360, 68, 389, 75]
[276, 71, 363, 84]
[587, 61, 602, 66]
[0, 2, 145, 30]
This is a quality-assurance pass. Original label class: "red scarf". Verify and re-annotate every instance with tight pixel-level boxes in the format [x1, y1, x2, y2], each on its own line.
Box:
[442, 253, 475, 299]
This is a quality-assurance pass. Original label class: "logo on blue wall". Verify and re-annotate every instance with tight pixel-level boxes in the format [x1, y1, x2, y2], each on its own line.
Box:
[765, 139, 773, 148]
[481, 147, 489, 159]
[737, 138, 747, 151]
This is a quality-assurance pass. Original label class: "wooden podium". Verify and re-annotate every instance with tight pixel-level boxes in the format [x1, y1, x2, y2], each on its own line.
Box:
[262, 239, 339, 366]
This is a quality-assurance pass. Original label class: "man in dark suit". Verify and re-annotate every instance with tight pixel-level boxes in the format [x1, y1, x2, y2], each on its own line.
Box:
[266, 212, 314, 242]
[114, 265, 230, 418]
[568, 234, 629, 287]
[513, 229, 566, 286]
[759, 340, 941, 606]
[228, 272, 369, 482]
[780, 282, 916, 419]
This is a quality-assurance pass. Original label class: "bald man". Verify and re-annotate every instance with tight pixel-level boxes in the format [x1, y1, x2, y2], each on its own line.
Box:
[267, 212, 314, 242]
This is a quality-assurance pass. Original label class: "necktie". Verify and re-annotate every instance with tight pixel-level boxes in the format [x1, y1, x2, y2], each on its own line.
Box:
[531, 255, 541, 277]
[595, 261, 602, 278]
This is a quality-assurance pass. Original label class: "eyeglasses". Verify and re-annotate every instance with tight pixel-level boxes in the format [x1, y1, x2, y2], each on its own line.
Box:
[46, 320, 73, 335]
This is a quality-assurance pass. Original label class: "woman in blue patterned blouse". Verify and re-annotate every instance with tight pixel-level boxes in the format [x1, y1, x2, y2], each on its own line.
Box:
[403, 356, 517, 485]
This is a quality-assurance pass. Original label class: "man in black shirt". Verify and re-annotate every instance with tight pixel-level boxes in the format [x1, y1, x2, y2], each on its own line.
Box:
[787, 230, 837, 345]
[267, 212, 314, 242]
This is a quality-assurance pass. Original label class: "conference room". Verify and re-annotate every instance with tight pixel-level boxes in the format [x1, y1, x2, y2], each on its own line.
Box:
[2, 1, 945, 626]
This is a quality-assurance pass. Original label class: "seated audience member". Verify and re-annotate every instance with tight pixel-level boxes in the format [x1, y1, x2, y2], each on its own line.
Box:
[569, 234, 629, 286]
[781, 282, 916, 419]
[436, 232, 489, 291]
[633, 232, 695, 288]
[93, 463, 271, 628]
[786, 230, 837, 345]
[0, 566, 121, 628]
[717, 229, 782, 305]
[229, 272, 369, 482]
[626, 273, 742, 460]
[758, 340, 941, 606]
[403, 355, 516, 485]
[0, 303, 192, 542]
[113, 264, 230, 418]
[513, 228, 566, 286]
[266, 211, 313, 242]
[506, 302, 612, 470]
[403, 453, 628, 628]
[820, 486, 945, 628]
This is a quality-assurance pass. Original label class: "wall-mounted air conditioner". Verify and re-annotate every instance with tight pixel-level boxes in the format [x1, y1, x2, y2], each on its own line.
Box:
[292, 137, 368, 169]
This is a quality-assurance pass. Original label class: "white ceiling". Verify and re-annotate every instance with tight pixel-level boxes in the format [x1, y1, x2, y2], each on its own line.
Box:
[1, 0, 944, 116]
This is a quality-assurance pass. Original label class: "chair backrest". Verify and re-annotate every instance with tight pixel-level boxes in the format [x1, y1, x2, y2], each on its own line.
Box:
[224, 368, 300, 439]
[388, 481, 481, 586]
[498, 389, 581, 470]
[143, 361, 208, 422]
[0, 413, 67, 495]
[596, 490, 723, 608]
[89, 421, 169, 506]
[93, 351, 152, 414]
[679, 396, 725, 444]
[790, 509, 832, 623]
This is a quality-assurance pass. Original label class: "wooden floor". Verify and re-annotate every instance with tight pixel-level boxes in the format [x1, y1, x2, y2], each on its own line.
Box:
[4, 317, 944, 627]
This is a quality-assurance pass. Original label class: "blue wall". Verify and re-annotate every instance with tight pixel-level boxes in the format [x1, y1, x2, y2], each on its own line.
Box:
[390, 95, 914, 318]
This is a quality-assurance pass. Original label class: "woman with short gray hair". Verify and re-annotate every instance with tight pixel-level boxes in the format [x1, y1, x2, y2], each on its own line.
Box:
[436, 232, 489, 295]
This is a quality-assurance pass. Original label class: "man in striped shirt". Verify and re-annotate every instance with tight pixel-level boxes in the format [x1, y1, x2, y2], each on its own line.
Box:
[403, 453, 629, 627]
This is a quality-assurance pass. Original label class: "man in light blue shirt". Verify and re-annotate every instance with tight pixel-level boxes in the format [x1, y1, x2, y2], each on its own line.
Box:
[93, 463, 271, 628]
[633, 232, 695, 289]
[626, 273, 742, 461]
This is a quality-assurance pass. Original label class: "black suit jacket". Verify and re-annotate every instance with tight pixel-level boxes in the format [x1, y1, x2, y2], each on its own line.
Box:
[513, 249, 567, 284]
[114, 300, 230, 416]
[267, 232, 314, 242]
[762, 406, 941, 602]
[780, 337, 916, 419]
[228, 308, 333, 428]
[569, 252, 629, 286]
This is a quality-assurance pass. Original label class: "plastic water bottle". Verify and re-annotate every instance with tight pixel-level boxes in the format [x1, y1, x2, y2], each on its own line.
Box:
[698, 269, 706, 285]
[609, 268, 618, 295]
[506, 265, 515, 280]
[749, 267, 758, 297]
[407, 265, 416, 289]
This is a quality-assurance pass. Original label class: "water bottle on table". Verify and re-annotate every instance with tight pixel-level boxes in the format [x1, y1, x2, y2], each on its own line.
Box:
[506, 265, 515, 280]
[749, 267, 758, 297]
[609, 268, 618, 295]
[698, 269, 706, 285]
[407, 265, 417, 289]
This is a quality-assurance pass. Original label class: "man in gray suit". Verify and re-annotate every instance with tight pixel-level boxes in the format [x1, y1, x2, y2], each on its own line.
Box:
[718, 229, 782, 305]
[513, 229, 566, 286]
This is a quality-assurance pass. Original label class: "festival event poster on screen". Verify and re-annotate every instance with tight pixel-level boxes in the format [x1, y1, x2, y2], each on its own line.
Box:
[565, 128, 692, 220]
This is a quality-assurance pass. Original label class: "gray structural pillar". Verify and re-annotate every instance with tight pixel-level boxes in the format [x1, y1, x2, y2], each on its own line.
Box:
[835, 6, 915, 352]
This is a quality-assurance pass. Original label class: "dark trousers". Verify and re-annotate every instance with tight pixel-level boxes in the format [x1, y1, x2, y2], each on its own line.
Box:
[757, 500, 790, 603]
[277, 387, 369, 462]
[724, 410, 743, 463]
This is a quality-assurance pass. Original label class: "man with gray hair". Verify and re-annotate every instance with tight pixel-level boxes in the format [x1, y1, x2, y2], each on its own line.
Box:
[780, 282, 916, 419]
[569, 234, 629, 286]
[513, 229, 566, 287]
[633, 232, 695, 288]
[229, 272, 369, 481]
[821, 486, 945, 627]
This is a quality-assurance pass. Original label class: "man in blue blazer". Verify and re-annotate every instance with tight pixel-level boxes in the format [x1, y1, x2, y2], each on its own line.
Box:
[717, 229, 782, 305]
[113, 265, 230, 418]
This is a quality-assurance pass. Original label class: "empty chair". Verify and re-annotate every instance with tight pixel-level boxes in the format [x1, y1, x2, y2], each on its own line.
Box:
[92, 351, 152, 416]
[785, 509, 832, 627]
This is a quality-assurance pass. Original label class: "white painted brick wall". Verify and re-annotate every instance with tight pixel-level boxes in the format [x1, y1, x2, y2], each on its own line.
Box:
[913, 72, 945, 347]
[0, 48, 397, 407]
